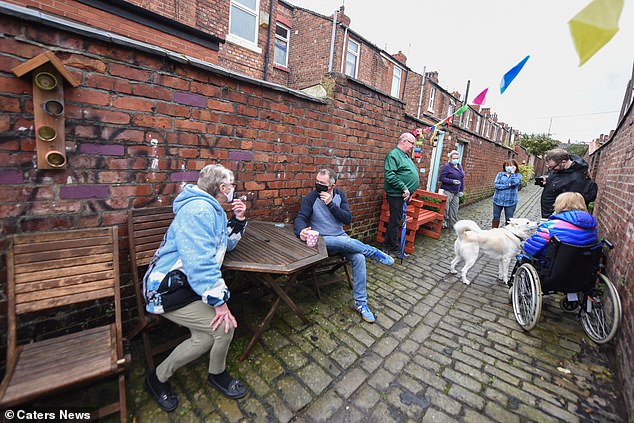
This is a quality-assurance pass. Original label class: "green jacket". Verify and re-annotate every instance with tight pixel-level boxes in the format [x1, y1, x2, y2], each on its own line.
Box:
[384, 147, 420, 197]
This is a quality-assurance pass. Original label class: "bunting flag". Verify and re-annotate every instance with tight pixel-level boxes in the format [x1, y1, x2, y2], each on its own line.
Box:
[455, 104, 469, 116]
[569, 0, 623, 66]
[471, 88, 488, 106]
[500, 55, 530, 94]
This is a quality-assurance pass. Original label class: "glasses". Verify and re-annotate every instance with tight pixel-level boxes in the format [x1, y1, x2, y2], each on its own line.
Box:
[405, 139, 415, 146]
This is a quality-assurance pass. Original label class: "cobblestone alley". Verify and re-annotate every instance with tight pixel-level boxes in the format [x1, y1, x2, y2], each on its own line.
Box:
[128, 184, 625, 422]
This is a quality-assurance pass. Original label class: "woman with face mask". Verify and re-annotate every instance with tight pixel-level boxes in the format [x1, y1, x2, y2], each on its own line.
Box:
[142, 164, 249, 413]
[438, 150, 465, 229]
[491, 159, 522, 228]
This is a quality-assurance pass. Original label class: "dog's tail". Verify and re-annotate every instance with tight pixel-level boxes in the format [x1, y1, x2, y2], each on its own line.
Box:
[453, 220, 481, 239]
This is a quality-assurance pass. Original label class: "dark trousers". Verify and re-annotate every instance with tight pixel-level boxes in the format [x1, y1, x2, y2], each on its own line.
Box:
[385, 195, 404, 251]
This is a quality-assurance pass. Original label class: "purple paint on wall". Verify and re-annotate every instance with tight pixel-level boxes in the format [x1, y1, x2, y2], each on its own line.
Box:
[229, 151, 253, 161]
[60, 185, 109, 199]
[171, 171, 199, 182]
[80, 143, 125, 155]
[174, 92, 207, 108]
[0, 170, 24, 184]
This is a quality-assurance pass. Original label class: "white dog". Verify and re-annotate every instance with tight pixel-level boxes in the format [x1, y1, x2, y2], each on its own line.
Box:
[450, 218, 538, 285]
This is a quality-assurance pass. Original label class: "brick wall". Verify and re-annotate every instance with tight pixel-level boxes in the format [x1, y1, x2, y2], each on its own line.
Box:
[0, 14, 524, 351]
[590, 103, 634, 417]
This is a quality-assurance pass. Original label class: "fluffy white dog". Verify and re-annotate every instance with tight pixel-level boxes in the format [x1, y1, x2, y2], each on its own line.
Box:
[450, 218, 538, 285]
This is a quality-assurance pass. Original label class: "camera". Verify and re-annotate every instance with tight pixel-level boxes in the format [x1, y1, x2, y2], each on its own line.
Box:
[534, 175, 547, 186]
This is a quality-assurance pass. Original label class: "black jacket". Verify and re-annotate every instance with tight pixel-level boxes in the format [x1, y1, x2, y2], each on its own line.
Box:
[540, 154, 590, 218]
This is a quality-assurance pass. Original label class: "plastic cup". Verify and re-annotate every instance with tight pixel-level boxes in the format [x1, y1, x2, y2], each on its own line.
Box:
[306, 230, 319, 247]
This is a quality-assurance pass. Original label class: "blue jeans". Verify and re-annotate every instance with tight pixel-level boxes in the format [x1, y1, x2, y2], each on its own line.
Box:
[493, 203, 517, 223]
[323, 235, 380, 306]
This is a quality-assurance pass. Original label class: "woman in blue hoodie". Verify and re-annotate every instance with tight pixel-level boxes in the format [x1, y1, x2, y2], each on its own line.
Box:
[491, 159, 522, 228]
[523, 192, 598, 258]
[143, 164, 248, 412]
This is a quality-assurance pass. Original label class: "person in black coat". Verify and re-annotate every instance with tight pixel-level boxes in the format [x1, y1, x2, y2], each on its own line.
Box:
[536, 148, 595, 218]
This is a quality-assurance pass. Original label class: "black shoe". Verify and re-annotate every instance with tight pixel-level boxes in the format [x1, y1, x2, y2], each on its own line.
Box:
[145, 371, 178, 412]
[389, 249, 409, 258]
[208, 373, 248, 399]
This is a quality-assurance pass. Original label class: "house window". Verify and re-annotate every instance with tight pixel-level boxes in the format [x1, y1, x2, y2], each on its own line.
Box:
[274, 23, 289, 67]
[476, 115, 481, 133]
[462, 110, 470, 129]
[229, 0, 259, 45]
[448, 100, 455, 117]
[427, 87, 436, 113]
[391, 66, 402, 97]
[345, 38, 360, 78]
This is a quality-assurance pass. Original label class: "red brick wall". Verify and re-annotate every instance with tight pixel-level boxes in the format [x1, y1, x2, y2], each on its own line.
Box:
[590, 104, 634, 417]
[287, 9, 334, 90]
[2, 0, 220, 62]
[0, 14, 523, 343]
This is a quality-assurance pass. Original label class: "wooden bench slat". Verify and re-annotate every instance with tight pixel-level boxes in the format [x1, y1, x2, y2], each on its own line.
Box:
[16, 287, 114, 314]
[12, 228, 111, 244]
[14, 253, 112, 275]
[16, 272, 114, 295]
[15, 263, 114, 285]
[14, 235, 113, 253]
[13, 245, 113, 265]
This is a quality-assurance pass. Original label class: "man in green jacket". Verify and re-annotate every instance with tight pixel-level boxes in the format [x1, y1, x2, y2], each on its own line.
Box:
[383, 132, 420, 256]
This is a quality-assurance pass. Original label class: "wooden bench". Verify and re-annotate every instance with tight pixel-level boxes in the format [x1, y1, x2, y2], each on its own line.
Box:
[126, 206, 187, 370]
[376, 189, 447, 254]
[0, 227, 128, 422]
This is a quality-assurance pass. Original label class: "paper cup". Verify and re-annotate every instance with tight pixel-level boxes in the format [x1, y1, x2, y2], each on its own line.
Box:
[306, 230, 319, 247]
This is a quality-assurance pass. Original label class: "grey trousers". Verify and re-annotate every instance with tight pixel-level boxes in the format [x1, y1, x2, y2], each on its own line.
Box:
[156, 301, 234, 382]
[443, 191, 460, 229]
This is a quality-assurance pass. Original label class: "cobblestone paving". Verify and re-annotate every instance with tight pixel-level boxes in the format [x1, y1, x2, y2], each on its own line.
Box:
[128, 184, 626, 422]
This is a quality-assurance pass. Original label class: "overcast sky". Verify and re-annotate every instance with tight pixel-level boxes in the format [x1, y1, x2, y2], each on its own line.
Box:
[288, 0, 633, 143]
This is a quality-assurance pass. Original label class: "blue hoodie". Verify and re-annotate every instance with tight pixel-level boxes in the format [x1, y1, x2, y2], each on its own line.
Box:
[143, 184, 246, 314]
[523, 210, 598, 257]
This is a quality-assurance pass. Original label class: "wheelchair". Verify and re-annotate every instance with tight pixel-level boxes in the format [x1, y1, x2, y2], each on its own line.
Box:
[509, 236, 622, 344]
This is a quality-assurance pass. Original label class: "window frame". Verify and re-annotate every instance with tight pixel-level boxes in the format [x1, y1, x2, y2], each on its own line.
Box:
[273, 22, 290, 67]
[391, 65, 403, 98]
[345, 38, 360, 78]
[427, 87, 436, 112]
[228, 0, 261, 52]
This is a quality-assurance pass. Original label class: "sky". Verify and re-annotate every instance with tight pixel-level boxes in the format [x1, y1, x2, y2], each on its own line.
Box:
[288, 0, 633, 143]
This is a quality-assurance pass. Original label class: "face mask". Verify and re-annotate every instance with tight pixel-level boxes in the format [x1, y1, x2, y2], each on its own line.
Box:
[224, 186, 234, 202]
[451, 159, 459, 165]
[315, 183, 329, 193]
[506, 166, 516, 173]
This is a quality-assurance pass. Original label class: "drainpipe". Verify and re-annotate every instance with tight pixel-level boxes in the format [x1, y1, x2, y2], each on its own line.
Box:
[339, 26, 348, 72]
[262, 0, 275, 81]
[328, 10, 337, 72]
[460, 80, 470, 126]
[416, 66, 426, 119]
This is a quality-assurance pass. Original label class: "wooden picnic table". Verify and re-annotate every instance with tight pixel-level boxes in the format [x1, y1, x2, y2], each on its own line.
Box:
[223, 221, 328, 360]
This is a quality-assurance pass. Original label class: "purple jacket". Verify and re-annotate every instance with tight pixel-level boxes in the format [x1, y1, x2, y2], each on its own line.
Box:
[439, 163, 465, 193]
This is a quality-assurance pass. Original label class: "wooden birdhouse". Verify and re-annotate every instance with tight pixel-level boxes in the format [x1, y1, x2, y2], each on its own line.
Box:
[11, 51, 79, 170]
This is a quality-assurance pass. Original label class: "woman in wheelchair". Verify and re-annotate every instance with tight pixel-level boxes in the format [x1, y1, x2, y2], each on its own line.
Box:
[510, 192, 621, 344]
[523, 192, 597, 258]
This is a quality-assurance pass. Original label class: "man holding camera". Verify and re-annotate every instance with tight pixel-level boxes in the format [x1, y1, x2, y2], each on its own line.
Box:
[294, 168, 395, 323]
[536, 148, 596, 218]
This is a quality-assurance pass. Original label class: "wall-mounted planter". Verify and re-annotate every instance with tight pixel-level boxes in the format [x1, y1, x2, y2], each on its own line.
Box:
[37, 125, 57, 142]
[11, 51, 79, 170]
[45, 150, 66, 168]
[43, 99, 64, 116]
[34, 71, 58, 90]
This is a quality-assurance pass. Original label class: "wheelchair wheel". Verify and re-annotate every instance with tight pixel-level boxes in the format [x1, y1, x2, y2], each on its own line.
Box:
[511, 264, 542, 331]
[581, 274, 622, 344]
[560, 296, 580, 313]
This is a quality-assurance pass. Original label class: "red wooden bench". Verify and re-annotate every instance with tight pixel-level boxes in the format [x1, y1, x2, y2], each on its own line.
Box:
[376, 189, 447, 254]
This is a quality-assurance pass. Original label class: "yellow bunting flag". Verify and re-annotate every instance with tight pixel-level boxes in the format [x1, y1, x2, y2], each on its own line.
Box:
[569, 0, 624, 66]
